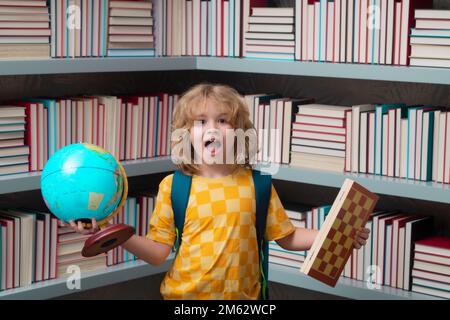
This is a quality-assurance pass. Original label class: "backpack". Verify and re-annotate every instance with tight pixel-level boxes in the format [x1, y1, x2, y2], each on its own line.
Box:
[170, 169, 272, 300]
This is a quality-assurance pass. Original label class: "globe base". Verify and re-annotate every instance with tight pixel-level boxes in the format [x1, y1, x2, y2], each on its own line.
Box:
[81, 223, 135, 257]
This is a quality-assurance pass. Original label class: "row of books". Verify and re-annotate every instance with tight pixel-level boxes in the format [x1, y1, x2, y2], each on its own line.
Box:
[0, 0, 51, 59]
[1, 93, 175, 175]
[243, 6, 295, 60]
[411, 236, 450, 299]
[268, 204, 447, 296]
[108, 0, 155, 57]
[0, 193, 156, 291]
[291, 0, 432, 65]
[156, 0, 243, 57]
[410, 9, 450, 68]
[0, 106, 30, 176]
[244, 92, 450, 184]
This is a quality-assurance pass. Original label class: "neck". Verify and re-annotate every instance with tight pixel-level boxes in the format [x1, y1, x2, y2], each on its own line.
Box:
[197, 164, 236, 178]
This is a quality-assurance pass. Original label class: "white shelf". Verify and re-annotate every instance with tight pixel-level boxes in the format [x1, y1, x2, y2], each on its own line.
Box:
[0, 255, 174, 300]
[271, 164, 450, 204]
[269, 263, 442, 300]
[2, 159, 450, 204]
[0, 256, 440, 300]
[0, 156, 175, 195]
[0, 56, 449, 84]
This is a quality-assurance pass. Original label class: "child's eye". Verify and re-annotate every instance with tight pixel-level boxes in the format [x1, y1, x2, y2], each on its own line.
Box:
[218, 118, 227, 124]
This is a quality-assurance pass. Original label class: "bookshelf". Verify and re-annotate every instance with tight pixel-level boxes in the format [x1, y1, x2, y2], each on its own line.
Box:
[0, 57, 449, 85]
[0, 255, 175, 300]
[0, 157, 176, 195]
[0, 56, 448, 300]
[0, 257, 441, 300]
[1, 159, 450, 205]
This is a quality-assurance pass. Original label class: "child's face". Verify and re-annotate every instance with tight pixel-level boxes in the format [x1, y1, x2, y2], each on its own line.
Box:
[190, 98, 234, 164]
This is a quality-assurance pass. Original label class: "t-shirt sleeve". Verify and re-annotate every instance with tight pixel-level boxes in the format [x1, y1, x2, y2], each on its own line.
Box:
[265, 184, 295, 241]
[146, 174, 176, 246]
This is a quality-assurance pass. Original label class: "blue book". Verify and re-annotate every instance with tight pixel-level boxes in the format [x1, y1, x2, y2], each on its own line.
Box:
[420, 110, 435, 181]
[374, 104, 405, 175]
[406, 106, 428, 180]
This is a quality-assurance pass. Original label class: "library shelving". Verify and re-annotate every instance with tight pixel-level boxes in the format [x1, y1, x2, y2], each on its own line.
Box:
[0, 57, 449, 85]
[0, 55, 448, 300]
[0, 257, 440, 300]
[0, 156, 176, 195]
[2, 158, 450, 205]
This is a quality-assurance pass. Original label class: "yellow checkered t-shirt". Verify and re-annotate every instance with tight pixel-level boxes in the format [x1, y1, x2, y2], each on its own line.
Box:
[146, 167, 295, 300]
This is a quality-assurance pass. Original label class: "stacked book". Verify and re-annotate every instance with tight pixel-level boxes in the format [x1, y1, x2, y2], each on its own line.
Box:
[268, 205, 306, 269]
[108, 193, 156, 266]
[0, 0, 50, 59]
[50, 0, 109, 58]
[0, 106, 30, 175]
[290, 104, 350, 172]
[57, 223, 107, 278]
[410, 9, 450, 68]
[108, 0, 155, 57]
[244, 94, 312, 164]
[0, 209, 58, 290]
[411, 236, 450, 299]
[244, 6, 295, 60]
[294, 0, 433, 65]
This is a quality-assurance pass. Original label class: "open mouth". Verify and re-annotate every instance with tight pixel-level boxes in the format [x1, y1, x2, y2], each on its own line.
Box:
[204, 137, 221, 149]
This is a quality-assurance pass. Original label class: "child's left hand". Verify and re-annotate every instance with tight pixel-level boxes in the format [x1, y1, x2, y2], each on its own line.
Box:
[353, 228, 370, 249]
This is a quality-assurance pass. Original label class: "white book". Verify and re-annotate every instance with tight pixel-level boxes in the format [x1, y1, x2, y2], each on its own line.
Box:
[415, 109, 425, 180]
[445, 113, 450, 183]
[373, 0, 381, 64]
[353, 0, 361, 63]
[319, 0, 327, 62]
[379, 0, 388, 64]
[250, 16, 294, 24]
[387, 109, 396, 177]
[410, 57, 450, 68]
[399, 0, 411, 65]
[415, 19, 450, 30]
[193, 0, 200, 56]
[334, 0, 341, 62]
[382, 114, 388, 176]
[200, 0, 207, 56]
[367, 0, 374, 64]
[407, 108, 417, 179]
[244, 45, 295, 54]
[291, 145, 345, 157]
[301, 0, 308, 60]
[326, 1, 334, 62]
[411, 37, 450, 46]
[346, 0, 354, 62]
[314, 1, 320, 61]
[352, 104, 375, 173]
[224, 1, 229, 57]
[234, 0, 241, 57]
[400, 118, 408, 178]
[384, 224, 392, 285]
[248, 24, 294, 33]
[340, 0, 347, 62]
[245, 32, 295, 40]
[368, 112, 375, 174]
[295, 0, 302, 60]
[393, 0, 401, 64]
[211, 0, 216, 56]
[398, 226, 406, 288]
[432, 110, 441, 181]
[251, 7, 294, 17]
[359, 112, 369, 173]
[307, 4, 314, 61]
[385, 0, 395, 64]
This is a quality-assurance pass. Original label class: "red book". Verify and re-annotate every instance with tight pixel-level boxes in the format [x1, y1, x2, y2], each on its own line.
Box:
[415, 236, 450, 258]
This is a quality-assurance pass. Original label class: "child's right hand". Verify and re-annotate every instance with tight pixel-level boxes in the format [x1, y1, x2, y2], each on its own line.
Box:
[67, 219, 100, 235]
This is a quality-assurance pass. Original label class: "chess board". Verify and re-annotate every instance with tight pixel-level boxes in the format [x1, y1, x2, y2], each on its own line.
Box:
[301, 179, 379, 287]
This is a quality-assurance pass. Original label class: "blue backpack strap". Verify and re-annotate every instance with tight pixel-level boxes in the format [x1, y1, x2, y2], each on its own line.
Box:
[171, 170, 192, 253]
[252, 169, 272, 300]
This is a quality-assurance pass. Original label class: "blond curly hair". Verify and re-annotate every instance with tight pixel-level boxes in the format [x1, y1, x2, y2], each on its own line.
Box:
[171, 83, 257, 176]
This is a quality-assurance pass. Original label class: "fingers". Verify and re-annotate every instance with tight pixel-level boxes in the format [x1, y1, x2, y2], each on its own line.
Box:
[92, 218, 98, 232]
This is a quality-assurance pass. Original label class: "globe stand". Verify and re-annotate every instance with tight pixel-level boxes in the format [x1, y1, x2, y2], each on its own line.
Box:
[82, 223, 135, 257]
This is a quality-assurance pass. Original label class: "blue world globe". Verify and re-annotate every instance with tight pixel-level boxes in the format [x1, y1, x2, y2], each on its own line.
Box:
[41, 143, 127, 224]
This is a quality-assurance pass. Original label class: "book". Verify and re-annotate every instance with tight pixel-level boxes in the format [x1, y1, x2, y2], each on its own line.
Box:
[301, 179, 379, 287]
